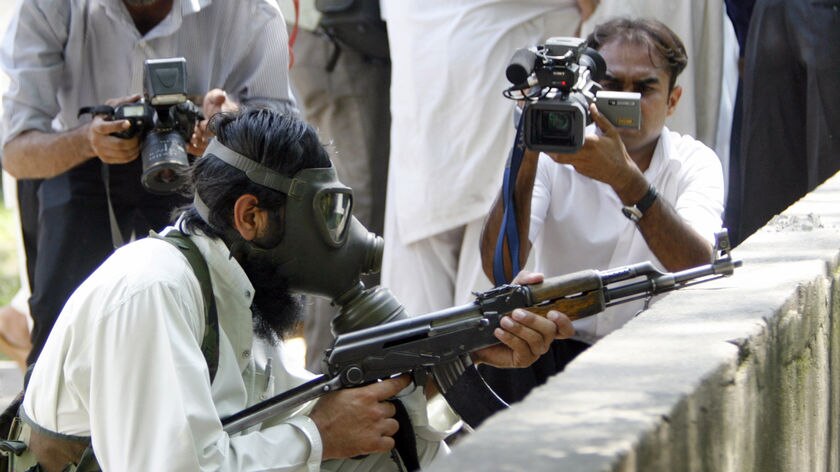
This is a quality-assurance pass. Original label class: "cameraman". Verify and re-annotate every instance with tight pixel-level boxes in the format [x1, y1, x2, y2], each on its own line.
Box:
[15, 109, 573, 471]
[0, 0, 291, 365]
[479, 18, 724, 403]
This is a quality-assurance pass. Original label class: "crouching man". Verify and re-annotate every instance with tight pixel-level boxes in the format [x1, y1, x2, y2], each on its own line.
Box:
[13, 109, 573, 471]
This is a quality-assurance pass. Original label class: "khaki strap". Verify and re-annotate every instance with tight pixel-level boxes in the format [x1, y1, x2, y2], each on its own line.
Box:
[25, 424, 90, 472]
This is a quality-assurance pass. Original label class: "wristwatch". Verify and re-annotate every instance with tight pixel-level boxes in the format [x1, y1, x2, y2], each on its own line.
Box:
[621, 184, 658, 223]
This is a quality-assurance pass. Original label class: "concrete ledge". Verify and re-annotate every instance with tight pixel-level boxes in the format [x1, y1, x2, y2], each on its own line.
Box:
[431, 175, 840, 471]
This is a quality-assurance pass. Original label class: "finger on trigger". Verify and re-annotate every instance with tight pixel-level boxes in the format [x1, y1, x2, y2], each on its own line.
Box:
[375, 375, 411, 399]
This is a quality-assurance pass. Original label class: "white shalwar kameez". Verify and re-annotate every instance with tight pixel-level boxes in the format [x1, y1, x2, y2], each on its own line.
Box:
[23, 227, 450, 471]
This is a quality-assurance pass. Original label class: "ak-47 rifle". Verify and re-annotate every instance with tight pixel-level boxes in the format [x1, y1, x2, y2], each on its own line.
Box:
[222, 230, 740, 433]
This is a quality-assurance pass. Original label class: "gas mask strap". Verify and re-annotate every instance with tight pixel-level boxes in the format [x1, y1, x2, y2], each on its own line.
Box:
[203, 139, 301, 197]
[193, 192, 212, 224]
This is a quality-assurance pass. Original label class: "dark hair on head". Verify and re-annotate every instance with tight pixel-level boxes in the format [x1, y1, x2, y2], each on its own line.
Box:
[179, 107, 331, 237]
[586, 17, 688, 92]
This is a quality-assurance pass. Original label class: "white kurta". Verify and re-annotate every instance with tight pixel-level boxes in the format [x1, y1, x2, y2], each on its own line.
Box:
[23, 227, 449, 471]
[381, 0, 581, 245]
[530, 128, 724, 343]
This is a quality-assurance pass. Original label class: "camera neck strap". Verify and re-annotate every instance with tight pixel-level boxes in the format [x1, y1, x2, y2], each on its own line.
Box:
[492, 112, 526, 285]
[101, 164, 126, 249]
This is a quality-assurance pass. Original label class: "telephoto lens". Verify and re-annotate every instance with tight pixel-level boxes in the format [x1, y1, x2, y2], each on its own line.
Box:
[140, 130, 190, 194]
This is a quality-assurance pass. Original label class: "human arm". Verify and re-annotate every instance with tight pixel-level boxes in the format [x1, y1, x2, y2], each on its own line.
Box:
[3, 94, 143, 179]
[308, 376, 411, 460]
[86, 277, 330, 471]
[186, 7, 292, 156]
[187, 89, 240, 155]
[0, 1, 141, 178]
[546, 105, 713, 271]
[576, 0, 599, 22]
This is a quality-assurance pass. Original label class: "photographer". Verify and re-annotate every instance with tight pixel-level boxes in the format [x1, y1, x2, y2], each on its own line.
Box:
[479, 18, 724, 403]
[0, 0, 291, 365]
[13, 109, 572, 471]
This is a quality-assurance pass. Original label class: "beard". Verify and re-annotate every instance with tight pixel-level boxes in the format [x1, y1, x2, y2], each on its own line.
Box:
[235, 245, 303, 344]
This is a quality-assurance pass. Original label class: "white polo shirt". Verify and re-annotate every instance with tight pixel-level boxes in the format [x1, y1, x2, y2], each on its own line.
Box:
[530, 127, 724, 343]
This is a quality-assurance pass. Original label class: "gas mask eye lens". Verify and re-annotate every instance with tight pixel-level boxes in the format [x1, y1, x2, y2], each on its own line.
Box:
[315, 189, 353, 246]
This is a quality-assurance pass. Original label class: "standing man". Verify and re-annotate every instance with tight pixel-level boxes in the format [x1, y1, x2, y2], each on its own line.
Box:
[0, 0, 291, 365]
[480, 18, 724, 403]
[380, 0, 597, 316]
[730, 0, 840, 244]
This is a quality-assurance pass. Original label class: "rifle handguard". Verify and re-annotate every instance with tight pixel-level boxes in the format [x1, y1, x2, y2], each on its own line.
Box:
[527, 270, 603, 304]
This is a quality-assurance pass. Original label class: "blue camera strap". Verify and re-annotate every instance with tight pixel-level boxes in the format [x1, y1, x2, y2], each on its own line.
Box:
[492, 113, 526, 285]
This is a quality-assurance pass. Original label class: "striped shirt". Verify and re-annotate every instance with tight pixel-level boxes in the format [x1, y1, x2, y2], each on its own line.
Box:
[0, 0, 291, 145]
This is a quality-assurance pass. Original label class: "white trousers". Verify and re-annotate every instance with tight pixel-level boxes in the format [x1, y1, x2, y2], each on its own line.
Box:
[382, 216, 493, 316]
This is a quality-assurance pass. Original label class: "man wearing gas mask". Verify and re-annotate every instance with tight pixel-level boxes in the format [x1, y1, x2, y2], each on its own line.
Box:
[14, 109, 573, 471]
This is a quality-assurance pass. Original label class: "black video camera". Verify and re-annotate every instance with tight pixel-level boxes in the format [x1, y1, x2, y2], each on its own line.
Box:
[79, 58, 204, 194]
[505, 37, 640, 153]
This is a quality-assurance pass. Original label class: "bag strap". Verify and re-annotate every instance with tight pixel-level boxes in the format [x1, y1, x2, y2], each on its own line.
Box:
[150, 230, 220, 384]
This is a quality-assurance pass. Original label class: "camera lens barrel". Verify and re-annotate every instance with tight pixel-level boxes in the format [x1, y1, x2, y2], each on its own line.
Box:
[140, 130, 190, 194]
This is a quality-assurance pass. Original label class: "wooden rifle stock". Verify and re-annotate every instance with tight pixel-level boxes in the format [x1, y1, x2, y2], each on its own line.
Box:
[525, 270, 605, 320]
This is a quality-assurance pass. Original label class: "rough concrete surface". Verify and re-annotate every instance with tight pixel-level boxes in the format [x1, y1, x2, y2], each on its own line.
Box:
[431, 174, 840, 471]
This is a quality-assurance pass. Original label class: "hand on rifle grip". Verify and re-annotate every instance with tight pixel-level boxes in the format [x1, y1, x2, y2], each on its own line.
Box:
[472, 271, 575, 368]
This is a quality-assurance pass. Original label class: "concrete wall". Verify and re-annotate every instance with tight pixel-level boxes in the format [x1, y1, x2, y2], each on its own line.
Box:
[431, 174, 840, 472]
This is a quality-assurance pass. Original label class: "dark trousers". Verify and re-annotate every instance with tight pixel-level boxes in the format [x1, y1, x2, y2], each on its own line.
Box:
[478, 338, 591, 405]
[16, 179, 42, 292]
[26, 158, 187, 365]
[732, 0, 840, 242]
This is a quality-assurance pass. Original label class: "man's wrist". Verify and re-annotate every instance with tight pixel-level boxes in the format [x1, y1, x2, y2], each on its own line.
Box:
[74, 122, 96, 158]
[614, 171, 649, 206]
[621, 184, 658, 223]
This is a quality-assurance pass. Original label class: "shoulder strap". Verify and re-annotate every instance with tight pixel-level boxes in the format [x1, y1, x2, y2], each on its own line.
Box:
[150, 230, 220, 384]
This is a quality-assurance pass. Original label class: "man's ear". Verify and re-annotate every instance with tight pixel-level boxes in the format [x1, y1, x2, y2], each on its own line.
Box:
[232, 194, 269, 241]
[666, 84, 683, 117]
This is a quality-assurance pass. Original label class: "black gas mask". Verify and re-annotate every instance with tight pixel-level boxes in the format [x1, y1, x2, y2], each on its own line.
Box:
[195, 139, 407, 337]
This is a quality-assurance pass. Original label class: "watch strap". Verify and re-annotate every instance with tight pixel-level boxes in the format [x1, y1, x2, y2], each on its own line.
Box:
[622, 184, 658, 222]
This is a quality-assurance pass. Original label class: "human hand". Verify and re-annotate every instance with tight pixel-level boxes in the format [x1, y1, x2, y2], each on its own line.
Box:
[88, 94, 142, 164]
[546, 104, 642, 194]
[188, 89, 239, 155]
[309, 375, 412, 460]
[471, 271, 574, 369]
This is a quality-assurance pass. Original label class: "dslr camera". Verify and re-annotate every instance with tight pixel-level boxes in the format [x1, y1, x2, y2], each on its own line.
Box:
[79, 57, 203, 194]
[505, 37, 641, 153]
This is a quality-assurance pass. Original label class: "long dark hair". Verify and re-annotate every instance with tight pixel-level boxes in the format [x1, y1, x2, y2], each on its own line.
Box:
[179, 107, 331, 238]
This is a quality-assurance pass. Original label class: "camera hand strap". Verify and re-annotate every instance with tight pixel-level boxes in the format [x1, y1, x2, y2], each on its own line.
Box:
[492, 113, 526, 285]
[101, 164, 126, 248]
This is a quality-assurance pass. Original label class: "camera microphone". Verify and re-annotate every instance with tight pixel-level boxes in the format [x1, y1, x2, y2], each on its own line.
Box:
[506, 48, 537, 85]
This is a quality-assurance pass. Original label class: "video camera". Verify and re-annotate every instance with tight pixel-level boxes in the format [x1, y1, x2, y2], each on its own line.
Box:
[79, 58, 204, 194]
[505, 37, 641, 153]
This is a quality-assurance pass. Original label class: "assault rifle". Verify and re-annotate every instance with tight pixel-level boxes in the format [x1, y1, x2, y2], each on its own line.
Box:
[223, 231, 740, 433]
